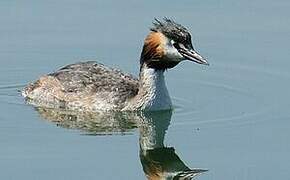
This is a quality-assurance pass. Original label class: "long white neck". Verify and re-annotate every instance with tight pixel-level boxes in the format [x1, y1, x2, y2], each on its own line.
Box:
[131, 65, 172, 111]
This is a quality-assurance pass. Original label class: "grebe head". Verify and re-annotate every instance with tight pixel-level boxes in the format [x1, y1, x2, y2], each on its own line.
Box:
[140, 18, 208, 70]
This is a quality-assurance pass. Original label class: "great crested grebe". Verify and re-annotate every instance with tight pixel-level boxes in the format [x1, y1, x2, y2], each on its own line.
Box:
[22, 18, 208, 111]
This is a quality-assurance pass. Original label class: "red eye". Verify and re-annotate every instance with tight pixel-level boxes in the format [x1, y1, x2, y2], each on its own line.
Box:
[173, 42, 180, 49]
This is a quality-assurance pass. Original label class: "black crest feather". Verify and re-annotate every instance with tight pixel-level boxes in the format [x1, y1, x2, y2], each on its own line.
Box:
[151, 18, 191, 43]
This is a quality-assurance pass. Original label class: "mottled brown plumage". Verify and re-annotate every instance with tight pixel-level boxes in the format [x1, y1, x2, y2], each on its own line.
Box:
[23, 61, 139, 111]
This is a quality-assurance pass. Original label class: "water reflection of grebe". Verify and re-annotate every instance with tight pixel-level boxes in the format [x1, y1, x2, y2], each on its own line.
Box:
[139, 111, 207, 179]
[34, 108, 207, 179]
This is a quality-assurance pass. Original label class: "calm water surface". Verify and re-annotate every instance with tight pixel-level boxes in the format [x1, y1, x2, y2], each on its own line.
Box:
[1, 0, 290, 179]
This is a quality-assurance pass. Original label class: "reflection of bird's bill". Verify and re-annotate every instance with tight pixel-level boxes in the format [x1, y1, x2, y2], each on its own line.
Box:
[176, 169, 208, 179]
[140, 147, 208, 180]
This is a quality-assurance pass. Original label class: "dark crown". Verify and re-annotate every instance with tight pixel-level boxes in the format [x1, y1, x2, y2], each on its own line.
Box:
[151, 18, 191, 44]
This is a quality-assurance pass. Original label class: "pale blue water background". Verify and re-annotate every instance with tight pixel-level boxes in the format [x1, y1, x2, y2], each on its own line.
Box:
[1, 0, 290, 179]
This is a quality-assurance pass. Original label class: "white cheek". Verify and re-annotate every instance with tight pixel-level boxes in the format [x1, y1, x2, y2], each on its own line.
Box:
[163, 40, 184, 62]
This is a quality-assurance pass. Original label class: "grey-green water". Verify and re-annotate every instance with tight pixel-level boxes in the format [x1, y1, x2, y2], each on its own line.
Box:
[1, 0, 290, 179]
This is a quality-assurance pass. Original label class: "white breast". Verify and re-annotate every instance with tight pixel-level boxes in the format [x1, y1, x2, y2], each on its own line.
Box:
[137, 68, 172, 111]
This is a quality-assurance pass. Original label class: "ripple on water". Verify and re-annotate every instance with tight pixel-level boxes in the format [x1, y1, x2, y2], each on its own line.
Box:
[2, 61, 290, 128]
[173, 82, 265, 127]
[0, 84, 26, 106]
[172, 63, 289, 127]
